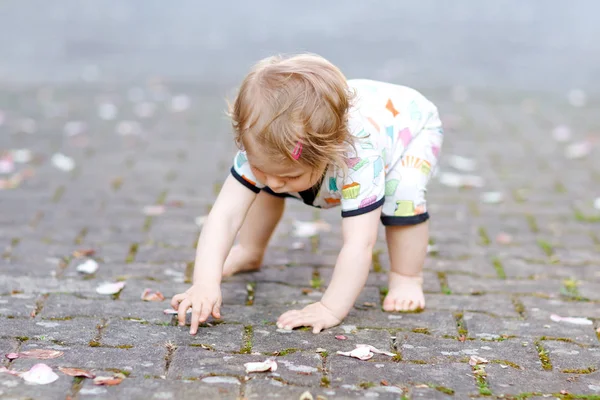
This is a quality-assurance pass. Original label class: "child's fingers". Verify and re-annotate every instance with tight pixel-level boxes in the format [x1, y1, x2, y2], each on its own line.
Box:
[312, 324, 323, 334]
[177, 298, 191, 326]
[198, 301, 212, 324]
[170, 293, 184, 310]
[211, 302, 221, 319]
[190, 303, 204, 335]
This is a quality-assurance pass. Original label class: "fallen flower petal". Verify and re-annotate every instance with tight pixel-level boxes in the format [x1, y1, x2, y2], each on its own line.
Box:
[0, 366, 21, 376]
[298, 391, 314, 400]
[550, 314, 592, 325]
[93, 375, 124, 386]
[552, 125, 572, 142]
[496, 232, 513, 245]
[142, 205, 165, 216]
[336, 346, 373, 361]
[11, 149, 33, 164]
[565, 141, 592, 159]
[292, 220, 331, 238]
[447, 155, 477, 172]
[480, 192, 504, 204]
[58, 367, 95, 379]
[356, 344, 395, 357]
[73, 249, 96, 258]
[438, 172, 484, 189]
[163, 308, 192, 315]
[5, 353, 19, 360]
[195, 215, 207, 227]
[21, 363, 59, 385]
[141, 288, 165, 302]
[335, 335, 347, 340]
[76, 259, 99, 275]
[96, 282, 126, 295]
[51, 153, 75, 172]
[14, 349, 64, 360]
[469, 356, 489, 366]
[244, 359, 278, 373]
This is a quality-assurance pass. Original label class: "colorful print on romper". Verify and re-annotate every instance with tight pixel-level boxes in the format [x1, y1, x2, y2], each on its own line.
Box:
[324, 197, 341, 205]
[414, 203, 427, 215]
[397, 127, 412, 147]
[385, 98, 399, 117]
[401, 155, 427, 169]
[360, 195, 378, 208]
[346, 157, 368, 171]
[328, 177, 338, 192]
[385, 125, 394, 142]
[394, 200, 415, 217]
[373, 158, 384, 179]
[420, 160, 432, 176]
[408, 100, 422, 120]
[367, 117, 380, 132]
[342, 182, 361, 199]
[236, 152, 248, 168]
[385, 179, 400, 196]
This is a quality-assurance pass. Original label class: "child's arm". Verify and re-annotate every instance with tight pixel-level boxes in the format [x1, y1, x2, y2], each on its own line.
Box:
[170, 174, 256, 334]
[277, 207, 382, 333]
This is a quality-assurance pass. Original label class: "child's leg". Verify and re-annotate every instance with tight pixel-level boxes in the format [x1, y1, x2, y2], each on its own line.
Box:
[383, 221, 428, 311]
[222, 191, 285, 276]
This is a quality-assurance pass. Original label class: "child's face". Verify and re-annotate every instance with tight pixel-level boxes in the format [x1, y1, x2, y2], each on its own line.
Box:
[247, 153, 324, 193]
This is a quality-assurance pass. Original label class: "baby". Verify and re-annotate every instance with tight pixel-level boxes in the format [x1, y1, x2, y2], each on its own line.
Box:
[171, 54, 443, 335]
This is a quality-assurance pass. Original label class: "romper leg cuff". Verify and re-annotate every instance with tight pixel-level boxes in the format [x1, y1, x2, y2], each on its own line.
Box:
[381, 212, 429, 226]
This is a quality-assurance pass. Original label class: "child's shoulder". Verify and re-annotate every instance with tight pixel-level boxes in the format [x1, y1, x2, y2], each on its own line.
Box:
[348, 79, 428, 102]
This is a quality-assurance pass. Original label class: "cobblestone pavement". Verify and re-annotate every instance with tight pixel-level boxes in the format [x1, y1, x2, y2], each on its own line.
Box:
[2, 2, 600, 400]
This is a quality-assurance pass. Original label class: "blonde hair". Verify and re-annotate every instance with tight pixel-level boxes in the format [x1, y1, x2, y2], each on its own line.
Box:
[229, 53, 355, 172]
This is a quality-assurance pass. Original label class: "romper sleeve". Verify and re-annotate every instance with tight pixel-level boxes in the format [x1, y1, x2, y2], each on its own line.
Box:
[230, 151, 265, 193]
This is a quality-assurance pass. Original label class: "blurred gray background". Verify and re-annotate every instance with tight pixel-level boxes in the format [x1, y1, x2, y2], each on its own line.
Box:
[0, 0, 598, 93]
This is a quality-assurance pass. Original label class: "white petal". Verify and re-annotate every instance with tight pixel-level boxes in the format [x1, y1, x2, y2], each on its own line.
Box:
[171, 95, 191, 112]
[447, 155, 476, 172]
[51, 153, 75, 172]
[468, 355, 489, 366]
[355, 344, 395, 357]
[244, 359, 278, 373]
[143, 205, 165, 216]
[565, 141, 591, 159]
[98, 103, 117, 120]
[163, 308, 192, 315]
[336, 346, 373, 361]
[96, 282, 126, 295]
[292, 220, 331, 238]
[552, 125, 572, 142]
[195, 215, 207, 227]
[594, 198, 600, 211]
[21, 363, 59, 385]
[480, 192, 504, 204]
[11, 149, 33, 163]
[76, 259, 99, 274]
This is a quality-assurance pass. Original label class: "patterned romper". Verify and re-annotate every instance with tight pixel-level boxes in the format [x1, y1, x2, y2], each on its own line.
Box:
[230, 79, 444, 226]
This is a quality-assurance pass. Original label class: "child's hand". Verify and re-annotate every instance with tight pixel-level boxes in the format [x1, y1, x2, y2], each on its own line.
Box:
[170, 284, 222, 335]
[277, 302, 342, 333]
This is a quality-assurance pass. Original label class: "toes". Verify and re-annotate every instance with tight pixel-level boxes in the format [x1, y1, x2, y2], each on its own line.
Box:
[382, 295, 396, 312]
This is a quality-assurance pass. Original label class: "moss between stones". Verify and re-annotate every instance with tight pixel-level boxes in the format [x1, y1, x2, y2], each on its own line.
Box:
[561, 366, 597, 374]
[359, 382, 376, 389]
[320, 376, 331, 387]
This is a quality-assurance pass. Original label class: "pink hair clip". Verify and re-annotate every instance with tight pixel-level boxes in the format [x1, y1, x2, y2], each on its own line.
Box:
[292, 141, 303, 160]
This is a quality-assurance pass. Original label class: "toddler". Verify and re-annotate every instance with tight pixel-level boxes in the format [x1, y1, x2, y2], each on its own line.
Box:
[171, 54, 443, 335]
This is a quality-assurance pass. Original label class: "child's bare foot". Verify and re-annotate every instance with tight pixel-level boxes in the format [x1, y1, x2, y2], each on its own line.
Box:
[222, 245, 263, 277]
[382, 272, 425, 312]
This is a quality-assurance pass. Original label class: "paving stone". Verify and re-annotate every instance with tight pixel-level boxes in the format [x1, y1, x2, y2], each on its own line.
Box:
[463, 312, 599, 344]
[0, 372, 72, 400]
[246, 379, 406, 399]
[396, 333, 541, 369]
[253, 326, 391, 355]
[10, 344, 166, 377]
[445, 275, 563, 296]
[345, 309, 457, 336]
[485, 364, 598, 395]
[542, 340, 600, 372]
[0, 294, 37, 318]
[76, 378, 240, 400]
[100, 318, 244, 352]
[426, 294, 519, 317]
[0, 317, 100, 346]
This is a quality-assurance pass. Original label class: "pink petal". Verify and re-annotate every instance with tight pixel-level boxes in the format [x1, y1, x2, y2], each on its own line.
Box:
[15, 349, 64, 360]
[5, 352, 19, 360]
[335, 335, 347, 340]
[58, 367, 95, 379]
[21, 363, 59, 385]
[141, 289, 165, 302]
